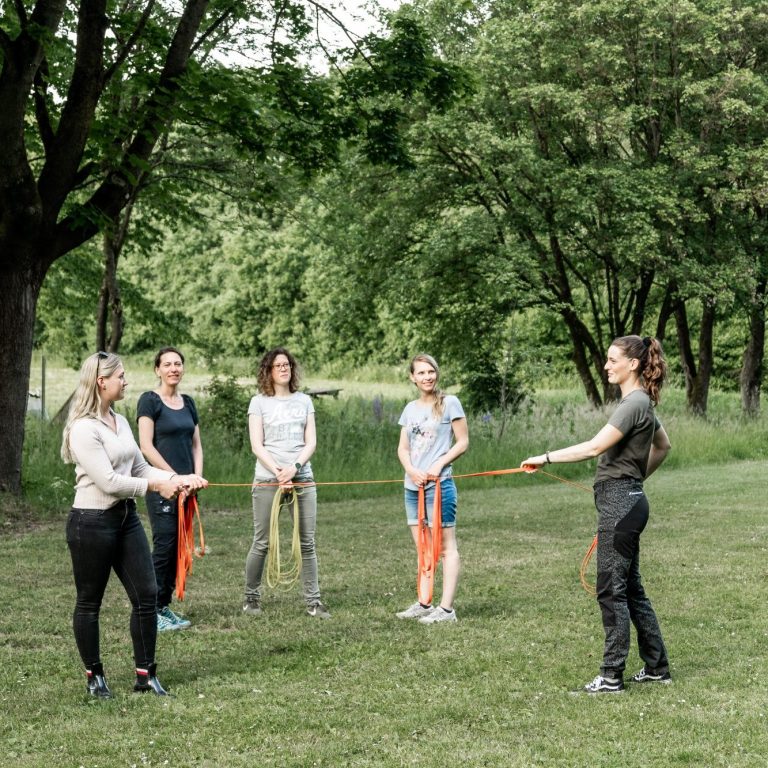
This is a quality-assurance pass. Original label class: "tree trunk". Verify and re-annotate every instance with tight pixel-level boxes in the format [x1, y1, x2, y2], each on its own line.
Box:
[96, 228, 125, 352]
[0, 266, 44, 493]
[655, 281, 676, 342]
[740, 277, 766, 417]
[560, 308, 604, 407]
[674, 296, 714, 416]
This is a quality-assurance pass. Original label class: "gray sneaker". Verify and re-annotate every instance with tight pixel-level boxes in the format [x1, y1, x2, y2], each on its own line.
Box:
[242, 599, 262, 616]
[306, 601, 331, 619]
[396, 602, 433, 619]
[418, 607, 457, 624]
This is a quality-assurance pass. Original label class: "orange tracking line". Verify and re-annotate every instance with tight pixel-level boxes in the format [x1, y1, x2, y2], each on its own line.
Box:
[203, 466, 598, 595]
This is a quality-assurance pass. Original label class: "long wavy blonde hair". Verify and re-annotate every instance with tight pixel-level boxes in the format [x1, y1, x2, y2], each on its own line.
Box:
[61, 352, 122, 463]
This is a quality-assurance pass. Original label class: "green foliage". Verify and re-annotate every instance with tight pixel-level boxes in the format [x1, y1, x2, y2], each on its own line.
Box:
[35, 247, 104, 365]
[199, 375, 252, 452]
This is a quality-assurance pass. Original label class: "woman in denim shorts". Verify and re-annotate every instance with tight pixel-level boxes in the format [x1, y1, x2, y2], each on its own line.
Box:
[396, 354, 469, 624]
[522, 336, 672, 694]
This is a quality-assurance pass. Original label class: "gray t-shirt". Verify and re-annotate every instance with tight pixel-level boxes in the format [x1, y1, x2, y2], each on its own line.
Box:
[595, 389, 662, 483]
[398, 395, 466, 491]
[248, 392, 315, 481]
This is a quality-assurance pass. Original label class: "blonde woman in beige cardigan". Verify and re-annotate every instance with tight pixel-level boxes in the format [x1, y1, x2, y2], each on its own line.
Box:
[61, 351, 206, 699]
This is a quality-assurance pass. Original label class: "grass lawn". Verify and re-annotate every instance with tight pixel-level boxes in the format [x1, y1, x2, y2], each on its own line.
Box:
[2, 459, 767, 767]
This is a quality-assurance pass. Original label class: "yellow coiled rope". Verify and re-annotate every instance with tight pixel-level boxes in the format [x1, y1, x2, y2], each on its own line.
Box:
[265, 487, 303, 590]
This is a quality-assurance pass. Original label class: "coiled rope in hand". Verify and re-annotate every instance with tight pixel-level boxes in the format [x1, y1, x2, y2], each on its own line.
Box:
[265, 487, 303, 590]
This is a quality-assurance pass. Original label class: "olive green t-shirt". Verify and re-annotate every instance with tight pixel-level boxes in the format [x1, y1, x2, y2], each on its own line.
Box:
[594, 389, 661, 483]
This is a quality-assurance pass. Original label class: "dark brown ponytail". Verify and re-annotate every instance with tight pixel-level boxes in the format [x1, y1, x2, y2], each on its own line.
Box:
[612, 335, 667, 405]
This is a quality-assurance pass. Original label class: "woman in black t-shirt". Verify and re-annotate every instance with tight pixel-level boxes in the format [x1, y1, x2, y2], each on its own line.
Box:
[138, 347, 204, 631]
[522, 335, 671, 694]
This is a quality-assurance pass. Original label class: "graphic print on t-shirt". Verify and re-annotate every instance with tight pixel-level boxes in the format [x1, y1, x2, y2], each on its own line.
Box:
[262, 400, 307, 445]
[407, 416, 437, 466]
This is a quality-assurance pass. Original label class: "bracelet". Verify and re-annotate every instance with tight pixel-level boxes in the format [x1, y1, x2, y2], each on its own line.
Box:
[545, 451, 551, 465]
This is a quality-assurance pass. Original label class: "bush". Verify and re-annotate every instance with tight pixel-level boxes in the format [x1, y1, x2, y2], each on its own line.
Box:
[199, 375, 251, 451]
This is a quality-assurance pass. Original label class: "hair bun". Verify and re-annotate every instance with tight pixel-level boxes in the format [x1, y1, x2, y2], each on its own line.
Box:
[642, 336, 652, 348]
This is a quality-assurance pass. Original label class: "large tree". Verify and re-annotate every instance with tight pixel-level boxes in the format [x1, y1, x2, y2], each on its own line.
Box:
[0, 0, 254, 492]
[296, 0, 768, 412]
[1, 0, 462, 493]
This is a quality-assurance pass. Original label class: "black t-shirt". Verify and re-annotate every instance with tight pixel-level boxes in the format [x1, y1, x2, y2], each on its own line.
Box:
[594, 389, 661, 483]
[136, 391, 199, 475]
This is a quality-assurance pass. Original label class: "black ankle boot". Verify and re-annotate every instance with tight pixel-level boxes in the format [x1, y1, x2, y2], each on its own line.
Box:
[86, 662, 113, 699]
[133, 663, 170, 696]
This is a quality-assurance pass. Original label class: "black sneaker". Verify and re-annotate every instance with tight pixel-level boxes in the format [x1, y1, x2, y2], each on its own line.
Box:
[631, 667, 671, 684]
[580, 675, 625, 694]
[242, 598, 262, 616]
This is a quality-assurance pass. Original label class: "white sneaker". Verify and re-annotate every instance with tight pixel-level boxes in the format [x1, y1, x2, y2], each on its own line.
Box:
[396, 602, 433, 619]
[418, 607, 457, 624]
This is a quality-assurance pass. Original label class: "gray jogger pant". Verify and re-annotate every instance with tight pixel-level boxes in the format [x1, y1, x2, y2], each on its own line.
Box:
[245, 482, 320, 605]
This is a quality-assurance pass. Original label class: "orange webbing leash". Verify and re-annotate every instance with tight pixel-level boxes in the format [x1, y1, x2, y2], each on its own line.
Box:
[416, 477, 442, 607]
[176, 493, 205, 601]
[205, 467, 532, 490]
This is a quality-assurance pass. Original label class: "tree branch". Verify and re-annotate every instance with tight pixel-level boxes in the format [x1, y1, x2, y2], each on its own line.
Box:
[191, 4, 236, 54]
[13, 0, 28, 25]
[33, 61, 55, 154]
[103, 0, 157, 86]
[54, 0, 210, 255]
[38, 0, 109, 213]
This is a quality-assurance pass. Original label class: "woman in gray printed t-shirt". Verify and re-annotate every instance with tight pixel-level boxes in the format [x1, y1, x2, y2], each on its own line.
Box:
[243, 347, 329, 619]
[522, 335, 672, 694]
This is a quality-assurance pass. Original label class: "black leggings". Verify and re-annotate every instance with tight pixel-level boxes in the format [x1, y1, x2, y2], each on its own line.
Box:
[66, 500, 158, 669]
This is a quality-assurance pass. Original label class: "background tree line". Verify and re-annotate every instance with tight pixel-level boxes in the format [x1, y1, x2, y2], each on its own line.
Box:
[5, 0, 768, 494]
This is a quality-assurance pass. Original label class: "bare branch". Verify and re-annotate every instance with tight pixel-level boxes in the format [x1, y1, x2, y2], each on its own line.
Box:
[306, 0, 372, 65]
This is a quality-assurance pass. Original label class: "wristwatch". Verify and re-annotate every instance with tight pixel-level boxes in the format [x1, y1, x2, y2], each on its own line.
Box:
[294, 462, 302, 472]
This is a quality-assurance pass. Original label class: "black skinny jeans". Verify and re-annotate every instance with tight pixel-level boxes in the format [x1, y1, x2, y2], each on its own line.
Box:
[146, 491, 178, 609]
[66, 499, 158, 669]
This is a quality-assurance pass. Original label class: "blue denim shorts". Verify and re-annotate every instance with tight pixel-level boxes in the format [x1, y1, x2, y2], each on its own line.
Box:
[404, 478, 457, 528]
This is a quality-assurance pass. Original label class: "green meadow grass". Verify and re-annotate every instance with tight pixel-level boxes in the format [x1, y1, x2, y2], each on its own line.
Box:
[7, 368, 768, 765]
[2, 458, 768, 767]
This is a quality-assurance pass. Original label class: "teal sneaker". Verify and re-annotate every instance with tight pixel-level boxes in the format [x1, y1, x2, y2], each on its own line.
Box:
[156, 611, 179, 632]
[159, 605, 191, 629]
